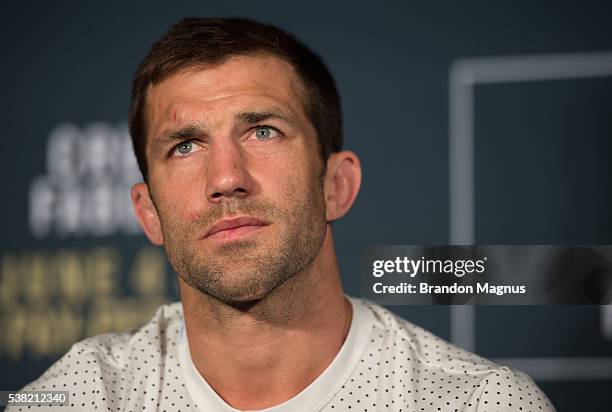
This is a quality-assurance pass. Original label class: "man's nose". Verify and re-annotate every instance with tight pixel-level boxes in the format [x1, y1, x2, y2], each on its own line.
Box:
[205, 141, 254, 202]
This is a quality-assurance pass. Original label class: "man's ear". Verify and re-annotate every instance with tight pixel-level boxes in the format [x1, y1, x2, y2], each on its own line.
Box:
[131, 183, 164, 245]
[324, 150, 362, 222]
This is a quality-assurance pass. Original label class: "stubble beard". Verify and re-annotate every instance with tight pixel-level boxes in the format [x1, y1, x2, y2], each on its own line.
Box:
[160, 176, 327, 308]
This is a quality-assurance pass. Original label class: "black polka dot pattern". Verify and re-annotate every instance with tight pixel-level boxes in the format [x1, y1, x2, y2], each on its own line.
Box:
[7, 299, 555, 411]
[323, 302, 554, 412]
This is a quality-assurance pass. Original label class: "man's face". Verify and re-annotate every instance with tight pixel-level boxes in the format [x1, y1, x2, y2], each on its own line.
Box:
[143, 55, 328, 304]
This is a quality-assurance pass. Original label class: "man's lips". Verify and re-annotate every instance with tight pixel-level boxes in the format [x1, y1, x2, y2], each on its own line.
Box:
[204, 216, 268, 240]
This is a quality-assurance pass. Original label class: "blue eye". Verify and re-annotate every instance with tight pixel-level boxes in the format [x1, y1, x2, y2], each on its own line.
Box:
[254, 127, 276, 140]
[176, 141, 193, 155]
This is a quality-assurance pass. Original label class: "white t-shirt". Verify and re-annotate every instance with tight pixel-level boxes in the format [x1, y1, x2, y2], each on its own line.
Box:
[9, 297, 555, 411]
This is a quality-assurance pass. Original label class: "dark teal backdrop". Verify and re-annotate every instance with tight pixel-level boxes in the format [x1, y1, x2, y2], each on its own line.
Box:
[1, 1, 611, 411]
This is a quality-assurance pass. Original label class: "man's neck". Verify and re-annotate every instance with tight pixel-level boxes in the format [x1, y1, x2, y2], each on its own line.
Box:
[179, 231, 351, 410]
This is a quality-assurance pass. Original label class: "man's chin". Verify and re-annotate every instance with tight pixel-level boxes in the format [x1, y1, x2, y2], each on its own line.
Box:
[205, 269, 297, 307]
[214, 239, 260, 255]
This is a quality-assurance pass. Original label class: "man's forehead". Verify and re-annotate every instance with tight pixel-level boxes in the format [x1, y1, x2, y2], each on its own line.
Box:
[147, 55, 305, 109]
[145, 54, 309, 134]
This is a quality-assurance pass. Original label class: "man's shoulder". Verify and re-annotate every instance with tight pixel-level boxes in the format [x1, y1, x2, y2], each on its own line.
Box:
[349, 299, 555, 411]
[56, 301, 182, 367]
[14, 302, 183, 397]
[354, 298, 497, 370]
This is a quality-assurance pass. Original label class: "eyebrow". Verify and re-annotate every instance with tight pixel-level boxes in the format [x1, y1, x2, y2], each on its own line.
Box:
[234, 110, 294, 125]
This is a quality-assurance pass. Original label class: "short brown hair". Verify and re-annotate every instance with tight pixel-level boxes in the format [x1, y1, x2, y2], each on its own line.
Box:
[128, 17, 343, 181]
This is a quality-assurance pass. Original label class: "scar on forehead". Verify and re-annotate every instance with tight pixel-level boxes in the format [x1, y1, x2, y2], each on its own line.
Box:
[172, 109, 177, 122]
